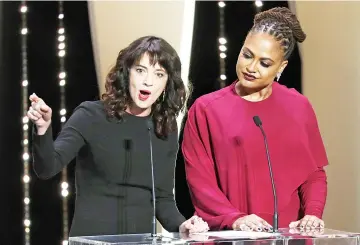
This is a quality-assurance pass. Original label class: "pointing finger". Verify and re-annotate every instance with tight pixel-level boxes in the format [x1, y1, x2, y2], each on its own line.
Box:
[29, 93, 41, 103]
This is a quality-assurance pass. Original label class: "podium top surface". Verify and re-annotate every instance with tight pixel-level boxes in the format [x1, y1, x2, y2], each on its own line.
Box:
[69, 228, 360, 245]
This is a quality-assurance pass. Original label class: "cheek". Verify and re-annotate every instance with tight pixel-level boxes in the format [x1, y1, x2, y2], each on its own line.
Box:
[128, 74, 139, 97]
[156, 78, 167, 91]
[236, 57, 249, 70]
[151, 79, 167, 99]
[258, 67, 277, 80]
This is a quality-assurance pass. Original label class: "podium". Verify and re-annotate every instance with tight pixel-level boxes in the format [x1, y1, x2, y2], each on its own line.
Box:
[69, 228, 360, 245]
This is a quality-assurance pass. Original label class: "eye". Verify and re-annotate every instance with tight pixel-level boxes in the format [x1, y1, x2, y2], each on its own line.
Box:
[260, 62, 271, 68]
[136, 68, 144, 73]
[156, 73, 165, 78]
[242, 52, 252, 59]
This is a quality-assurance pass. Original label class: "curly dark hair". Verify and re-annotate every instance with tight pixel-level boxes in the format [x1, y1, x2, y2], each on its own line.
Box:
[101, 36, 190, 139]
[251, 7, 306, 59]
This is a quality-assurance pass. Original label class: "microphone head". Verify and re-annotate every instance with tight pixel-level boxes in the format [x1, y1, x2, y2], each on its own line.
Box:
[146, 119, 152, 131]
[253, 116, 262, 127]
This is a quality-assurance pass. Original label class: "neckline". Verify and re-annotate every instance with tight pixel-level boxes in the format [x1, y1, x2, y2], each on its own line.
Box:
[231, 80, 277, 105]
[124, 111, 152, 119]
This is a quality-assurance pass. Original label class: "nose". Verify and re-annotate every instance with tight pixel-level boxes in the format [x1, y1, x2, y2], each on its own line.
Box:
[143, 74, 154, 87]
[246, 61, 257, 73]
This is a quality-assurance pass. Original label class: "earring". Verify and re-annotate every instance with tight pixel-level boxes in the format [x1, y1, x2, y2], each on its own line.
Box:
[276, 72, 282, 81]
[162, 91, 166, 102]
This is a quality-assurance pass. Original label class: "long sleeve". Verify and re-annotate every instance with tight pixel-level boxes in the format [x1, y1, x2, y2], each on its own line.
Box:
[299, 168, 327, 218]
[32, 103, 92, 179]
[182, 101, 246, 230]
[156, 132, 186, 232]
[299, 100, 328, 218]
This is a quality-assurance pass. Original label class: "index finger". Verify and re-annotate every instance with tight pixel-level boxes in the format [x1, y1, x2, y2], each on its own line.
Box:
[258, 218, 272, 229]
[29, 93, 42, 103]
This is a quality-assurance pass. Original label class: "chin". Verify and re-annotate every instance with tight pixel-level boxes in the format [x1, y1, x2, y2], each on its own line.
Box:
[239, 79, 258, 87]
[133, 100, 153, 110]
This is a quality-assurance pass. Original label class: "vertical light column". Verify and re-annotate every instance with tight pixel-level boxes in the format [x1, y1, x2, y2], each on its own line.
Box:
[57, 2, 69, 244]
[254, 0, 263, 11]
[20, 1, 31, 245]
[218, 1, 227, 88]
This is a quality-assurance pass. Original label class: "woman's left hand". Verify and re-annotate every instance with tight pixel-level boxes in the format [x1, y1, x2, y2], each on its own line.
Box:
[179, 215, 209, 233]
[289, 215, 324, 230]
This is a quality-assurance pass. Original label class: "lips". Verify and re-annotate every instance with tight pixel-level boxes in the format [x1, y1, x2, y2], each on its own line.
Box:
[139, 90, 151, 101]
[242, 72, 257, 81]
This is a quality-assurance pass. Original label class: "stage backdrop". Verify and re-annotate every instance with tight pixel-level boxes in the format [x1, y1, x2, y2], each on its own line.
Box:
[294, 1, 360, 232]
[87, 0, 195, 233]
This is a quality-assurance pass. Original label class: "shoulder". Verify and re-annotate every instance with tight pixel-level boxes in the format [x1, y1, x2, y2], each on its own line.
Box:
[274, 82, 312, 109]
[273, 83, 316, 123]
[75, 100, 105, 114]
[72, 100, 107, 118]
[67, 100, 107, 126]
[189, 83, 234, 114]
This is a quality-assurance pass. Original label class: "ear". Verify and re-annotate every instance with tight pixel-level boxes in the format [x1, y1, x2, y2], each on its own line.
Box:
[278, 60, 288, 74]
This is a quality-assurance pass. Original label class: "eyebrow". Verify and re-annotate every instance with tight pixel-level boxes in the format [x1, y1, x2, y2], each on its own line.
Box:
[243, 47, 275, 63]
[135, 64, 166, 72]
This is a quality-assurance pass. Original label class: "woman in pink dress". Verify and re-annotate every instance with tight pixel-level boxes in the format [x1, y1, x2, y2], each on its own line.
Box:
[182, 7, 328, 232]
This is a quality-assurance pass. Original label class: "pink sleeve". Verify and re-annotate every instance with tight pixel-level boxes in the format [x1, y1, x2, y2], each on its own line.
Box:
[300, 100, 328, 218]
[299, 169, 327, 218]
[305, 100, 329, 168]
[182, 101, 245, 230]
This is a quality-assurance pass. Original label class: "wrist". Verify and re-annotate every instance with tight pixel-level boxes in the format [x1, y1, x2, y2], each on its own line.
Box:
[36, 123, 51, 135]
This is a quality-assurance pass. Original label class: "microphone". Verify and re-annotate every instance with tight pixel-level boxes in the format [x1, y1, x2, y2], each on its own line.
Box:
[146, 119, 157, 238]
[253, 116, 278, 233]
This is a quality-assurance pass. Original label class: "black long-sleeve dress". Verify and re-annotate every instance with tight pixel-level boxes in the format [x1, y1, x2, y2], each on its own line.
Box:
[32, 100, 185, 237]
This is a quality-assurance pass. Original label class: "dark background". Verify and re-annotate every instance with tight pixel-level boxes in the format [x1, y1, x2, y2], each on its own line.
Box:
[0, 1, 301, 244]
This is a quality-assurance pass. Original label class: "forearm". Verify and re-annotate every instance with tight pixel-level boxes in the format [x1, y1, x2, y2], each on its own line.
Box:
[188, 179, 246, 230]
[156, 199, 186, 232]
[32, 103, 91, 179]
[299, 168, 327, 218]
[32, 126, 63, 179]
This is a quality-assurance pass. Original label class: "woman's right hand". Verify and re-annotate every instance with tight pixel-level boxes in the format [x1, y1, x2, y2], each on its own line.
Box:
[27, 93, 52, 135]
[232, 214, 273, 232]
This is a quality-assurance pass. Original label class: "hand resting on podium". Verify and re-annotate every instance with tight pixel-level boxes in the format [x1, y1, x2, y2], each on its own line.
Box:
[289, 214, 324, 230]
[179, 215, 209, 233]
[231, 214, 324, 232]
[232, 214, 273, 232]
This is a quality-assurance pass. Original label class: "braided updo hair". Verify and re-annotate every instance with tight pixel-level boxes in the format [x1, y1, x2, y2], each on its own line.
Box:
[251, 7, 306, 60]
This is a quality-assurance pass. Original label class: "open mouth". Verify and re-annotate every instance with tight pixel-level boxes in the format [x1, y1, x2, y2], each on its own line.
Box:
[139, 90, 151, 101]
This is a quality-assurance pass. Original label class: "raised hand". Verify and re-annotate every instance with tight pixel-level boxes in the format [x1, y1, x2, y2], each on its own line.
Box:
[27, 93, 52, 135]
[232, 214, 273, 232]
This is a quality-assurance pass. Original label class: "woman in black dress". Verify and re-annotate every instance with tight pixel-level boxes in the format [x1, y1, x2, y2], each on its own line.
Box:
[27, 36, 209, 236]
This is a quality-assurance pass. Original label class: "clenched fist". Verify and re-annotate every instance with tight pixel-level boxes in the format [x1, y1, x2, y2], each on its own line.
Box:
[27, 93, 52, 135]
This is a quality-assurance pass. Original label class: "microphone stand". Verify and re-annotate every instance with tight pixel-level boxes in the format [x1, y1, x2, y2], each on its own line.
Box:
[145, 121, 178, 243]
[147, 123, 161, 242]
[253, 116, 279, 233]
